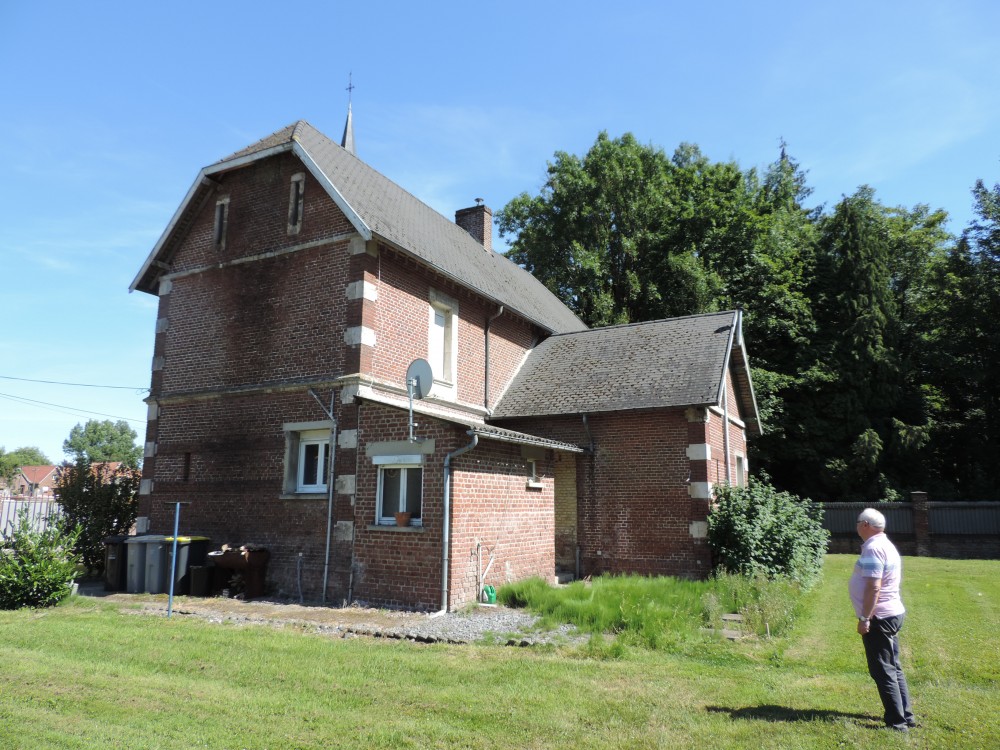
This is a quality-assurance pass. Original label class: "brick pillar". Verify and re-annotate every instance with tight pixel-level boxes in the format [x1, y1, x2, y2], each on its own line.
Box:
[911, 491, 930, 557]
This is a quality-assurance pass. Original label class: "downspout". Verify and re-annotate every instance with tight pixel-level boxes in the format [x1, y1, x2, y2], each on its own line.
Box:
[580, 414, 595, 580]
[438, 431, 478, 614]
[484, 306, 504, 410]
[581, 413, 595, 454]
[309, 389, 338, 604]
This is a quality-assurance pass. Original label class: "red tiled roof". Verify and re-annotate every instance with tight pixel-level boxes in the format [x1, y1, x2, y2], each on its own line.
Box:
[20, 465, 58, 484]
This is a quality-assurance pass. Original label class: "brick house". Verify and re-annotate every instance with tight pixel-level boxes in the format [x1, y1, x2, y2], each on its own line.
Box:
[130, 118, 760, 610]
[12, 465, 61, 499]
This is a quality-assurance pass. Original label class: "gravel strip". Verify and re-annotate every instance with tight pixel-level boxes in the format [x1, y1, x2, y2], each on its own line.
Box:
[339, 606, 583, 646]
[81, 585, 584, 647]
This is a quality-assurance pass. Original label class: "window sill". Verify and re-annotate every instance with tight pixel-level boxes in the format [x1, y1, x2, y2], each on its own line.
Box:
[279, 492, 328, 501]
[367, 524, 426, 533]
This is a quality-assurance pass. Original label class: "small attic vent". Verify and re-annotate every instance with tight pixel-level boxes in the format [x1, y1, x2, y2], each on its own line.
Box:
[288, 173, 305, 235]
[213, 196, 230, 250]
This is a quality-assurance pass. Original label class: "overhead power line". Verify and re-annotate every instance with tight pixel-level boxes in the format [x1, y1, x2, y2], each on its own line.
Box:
[0, 374, 148, 391]
[0, 391, 146, 426]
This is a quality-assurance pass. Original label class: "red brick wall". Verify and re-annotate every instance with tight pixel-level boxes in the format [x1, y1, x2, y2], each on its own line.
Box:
[497, 408, 716, 579]
[553, 452, 578, 574]
[449, 441, 555, 607]
[170, 153, 354, 274]
[351, 402, 555, 610]
[350, 244, 538, 409]
[705, 367, 748, 485]
[141, 390, 351, 600]
[161, 247, 350, 394]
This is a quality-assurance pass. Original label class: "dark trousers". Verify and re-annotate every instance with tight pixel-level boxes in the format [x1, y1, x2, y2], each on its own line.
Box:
[861, 613, 914, 729]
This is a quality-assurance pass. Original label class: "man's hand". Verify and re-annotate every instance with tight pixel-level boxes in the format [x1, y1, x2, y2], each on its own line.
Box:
[857, 618, 871, 635]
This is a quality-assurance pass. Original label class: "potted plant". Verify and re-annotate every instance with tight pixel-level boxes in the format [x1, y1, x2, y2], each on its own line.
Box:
[394, 511, 412, 527]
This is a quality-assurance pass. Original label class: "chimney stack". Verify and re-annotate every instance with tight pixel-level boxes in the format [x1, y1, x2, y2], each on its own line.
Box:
[455, 199, 492, 252]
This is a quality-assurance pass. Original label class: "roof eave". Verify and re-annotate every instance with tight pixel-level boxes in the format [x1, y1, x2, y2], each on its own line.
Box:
[130, 143, 300, 295]
[291, 140, 371, 241]
[364, 232, 573, 335]
[129, 168, 211, 294]
[722, 310, 763, 437]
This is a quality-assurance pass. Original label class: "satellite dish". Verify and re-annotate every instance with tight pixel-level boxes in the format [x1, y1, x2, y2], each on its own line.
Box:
[406, 358, 434, 400]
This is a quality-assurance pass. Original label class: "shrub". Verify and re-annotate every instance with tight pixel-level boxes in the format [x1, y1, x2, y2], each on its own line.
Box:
[0, 509, 82, 610]
[708, 478, 829, 587]
[55, 459, 140, 575]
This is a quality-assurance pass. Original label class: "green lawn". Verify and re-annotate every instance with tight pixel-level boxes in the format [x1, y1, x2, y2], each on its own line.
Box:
[0, 555, 997, 749]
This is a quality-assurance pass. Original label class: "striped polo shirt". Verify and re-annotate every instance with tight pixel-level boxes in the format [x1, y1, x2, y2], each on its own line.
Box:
[849, 532, 906, 619]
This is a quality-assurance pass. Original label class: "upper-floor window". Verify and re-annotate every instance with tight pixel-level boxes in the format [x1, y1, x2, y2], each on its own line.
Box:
[213, 196, 230, 250]
[288, 172, 305, 235]
[428, 290, 458, 394]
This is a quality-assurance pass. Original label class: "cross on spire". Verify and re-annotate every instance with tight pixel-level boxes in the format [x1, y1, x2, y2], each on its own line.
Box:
[341, 72, 356, 155]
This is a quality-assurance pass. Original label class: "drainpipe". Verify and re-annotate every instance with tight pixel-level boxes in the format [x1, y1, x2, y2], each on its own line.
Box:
[484, 306, 504, 410]
[438, 431, 478, 614]
[581, 413, 595, 454]
[580, 414, 595, 580]
[309, 389, 338, 604]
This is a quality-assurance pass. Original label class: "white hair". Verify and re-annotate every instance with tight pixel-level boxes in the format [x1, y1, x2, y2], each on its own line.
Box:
[858, 508, 886, 529]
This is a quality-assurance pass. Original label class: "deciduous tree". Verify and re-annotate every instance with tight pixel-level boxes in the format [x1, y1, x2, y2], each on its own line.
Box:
[62, 419, 141, 468]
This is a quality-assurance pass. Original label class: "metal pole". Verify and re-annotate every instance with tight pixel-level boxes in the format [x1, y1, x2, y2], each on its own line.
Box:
[167, 502, 181, 618]
[407, 377, 416, 441]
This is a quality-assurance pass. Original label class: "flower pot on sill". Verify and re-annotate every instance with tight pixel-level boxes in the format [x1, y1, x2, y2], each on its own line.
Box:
[394, 512, 412, 527]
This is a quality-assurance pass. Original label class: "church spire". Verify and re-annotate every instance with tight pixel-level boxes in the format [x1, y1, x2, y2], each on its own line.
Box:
[341, 73, 356, 155]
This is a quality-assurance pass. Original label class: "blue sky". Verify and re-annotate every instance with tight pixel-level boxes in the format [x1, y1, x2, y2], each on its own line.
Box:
[1, 0, 998, 463]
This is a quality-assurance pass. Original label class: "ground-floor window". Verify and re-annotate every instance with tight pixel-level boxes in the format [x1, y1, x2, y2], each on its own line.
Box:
[282, 421, 333, 496]
[375, 460, 423, 524]
[297, 433, 330, 492]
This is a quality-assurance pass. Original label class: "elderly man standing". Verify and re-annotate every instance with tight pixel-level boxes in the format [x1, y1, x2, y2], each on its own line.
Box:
[849, 507, 917, 732]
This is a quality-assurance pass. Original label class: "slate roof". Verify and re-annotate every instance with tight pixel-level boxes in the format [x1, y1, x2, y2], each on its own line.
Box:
[132, 121, 585, 335]
[490, 310, 761, 435]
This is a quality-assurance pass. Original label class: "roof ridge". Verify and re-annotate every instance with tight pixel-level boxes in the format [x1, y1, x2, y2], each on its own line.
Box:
[216, 120, 310, 164]
[546, 310, 736, 338]
[297, 124, 498, 248]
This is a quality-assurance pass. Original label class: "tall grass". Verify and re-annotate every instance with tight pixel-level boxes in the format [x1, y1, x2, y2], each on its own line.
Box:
[499, 572, 806, 649]
[704, 571, 806, 636]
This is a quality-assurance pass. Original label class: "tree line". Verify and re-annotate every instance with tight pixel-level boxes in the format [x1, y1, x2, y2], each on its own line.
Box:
[497, 133, 1000, 502]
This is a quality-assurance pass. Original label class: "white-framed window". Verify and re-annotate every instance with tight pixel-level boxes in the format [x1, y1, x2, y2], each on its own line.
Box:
[213, 196, 230, 250]
[428, 290, 458, 393]
[282, 421, 332, 496]
[735, 454, 746, 487]
[287, 172, 305, 235]
[297, 431, 330, 492]
[374, 455, 423, 525]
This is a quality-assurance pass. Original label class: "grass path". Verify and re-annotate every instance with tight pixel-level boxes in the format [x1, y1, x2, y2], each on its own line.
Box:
[0, 556, 997, 749]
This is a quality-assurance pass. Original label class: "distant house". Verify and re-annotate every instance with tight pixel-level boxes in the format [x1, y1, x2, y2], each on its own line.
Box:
[130, 115, 760, 610]
[13, 465, 61, 500]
